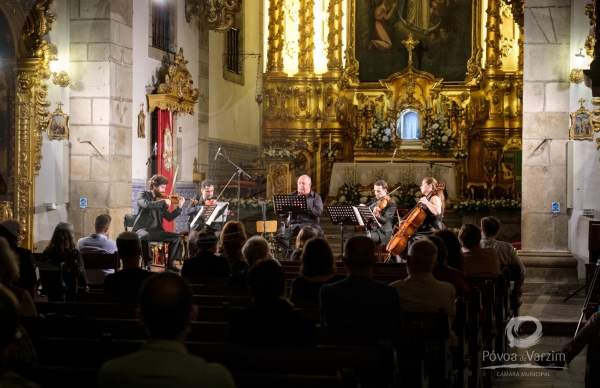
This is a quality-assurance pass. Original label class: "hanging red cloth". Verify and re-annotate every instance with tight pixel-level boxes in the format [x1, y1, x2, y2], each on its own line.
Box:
[156, 109, 176, 232]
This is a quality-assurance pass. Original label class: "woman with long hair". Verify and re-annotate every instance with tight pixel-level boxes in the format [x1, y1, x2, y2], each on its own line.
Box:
[217, 221, 248, 271]
[40, 222, 88, 299]
[289, 225, 317, 261]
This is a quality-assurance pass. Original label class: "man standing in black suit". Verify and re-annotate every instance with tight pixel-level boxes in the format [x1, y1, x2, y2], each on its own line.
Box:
[133, 174, 185, 272]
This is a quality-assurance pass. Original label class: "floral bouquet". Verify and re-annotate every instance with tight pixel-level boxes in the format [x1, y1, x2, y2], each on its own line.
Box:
[491, 198, 521, 213]
[389, 183, 420, 209]
[261, 148, 296, 160]
[424, 118, 453, 155]
[330, 184, 373, 205]
[322, 148, 336, 158]
[454, 149, 468, 159]
[219, 196, 273, 211]
[364, 114, 395, 149]
[453, 198, 521, 214]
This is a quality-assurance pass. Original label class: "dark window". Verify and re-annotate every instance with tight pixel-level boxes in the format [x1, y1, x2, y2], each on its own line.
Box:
[152, 2, 171, 52]
[225, 28, 241, 74]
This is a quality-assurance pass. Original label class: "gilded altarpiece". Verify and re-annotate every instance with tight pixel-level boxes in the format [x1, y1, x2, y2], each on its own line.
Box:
[262, 0, 523, 201]
[0, 0, 56, 248]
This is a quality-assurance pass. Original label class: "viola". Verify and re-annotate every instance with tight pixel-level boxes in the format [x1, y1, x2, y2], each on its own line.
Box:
[385, 182, 446, 258]
[156, 194, 198, 205]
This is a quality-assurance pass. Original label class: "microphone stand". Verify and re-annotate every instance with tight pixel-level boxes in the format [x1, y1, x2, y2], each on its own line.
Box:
[217, 151, 252, 221]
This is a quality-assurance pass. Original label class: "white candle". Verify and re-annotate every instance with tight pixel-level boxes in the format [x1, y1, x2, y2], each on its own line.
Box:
[329, 133, 332, 150]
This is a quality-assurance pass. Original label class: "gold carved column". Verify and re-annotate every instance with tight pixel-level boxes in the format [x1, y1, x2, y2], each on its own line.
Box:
[296, 0, 315, 75]
[324, 0, 344, 77]
[485, 0, 503, 73]
[266, 0, 286, 76]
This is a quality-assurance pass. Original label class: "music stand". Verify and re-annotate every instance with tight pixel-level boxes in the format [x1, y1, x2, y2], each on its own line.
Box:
[326, 206, 363, 254]
[190, 203, 222, 229]
[273, 195, 308, 259]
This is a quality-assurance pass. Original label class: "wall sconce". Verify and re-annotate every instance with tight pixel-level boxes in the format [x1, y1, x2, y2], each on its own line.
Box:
[571, 49, 586, 84]
[50, 60, 70, 87]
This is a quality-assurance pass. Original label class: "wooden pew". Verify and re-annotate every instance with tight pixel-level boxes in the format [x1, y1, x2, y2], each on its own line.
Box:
[467, 287, 484, 388]
[452, 298, 470, 388]
[467, 280, 497, 387]
[501, 264, 522, 317]
[80, 252, 120, 272]
[31, 338, 398, 387]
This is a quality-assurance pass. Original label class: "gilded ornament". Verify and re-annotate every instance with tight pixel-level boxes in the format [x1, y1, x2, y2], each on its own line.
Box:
[184, 0, 242, 32]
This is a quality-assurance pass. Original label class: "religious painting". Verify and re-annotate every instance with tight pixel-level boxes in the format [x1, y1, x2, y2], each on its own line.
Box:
[352, 0, 476, 82]
[48, 104, 69, 141]
[163, 124, 174, 170]
[137, 104, 146, 138]
[570, 105, 593, 141]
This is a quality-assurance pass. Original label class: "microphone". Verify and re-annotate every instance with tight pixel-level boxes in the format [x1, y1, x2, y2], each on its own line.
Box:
[153, 142, 157, 155]
[390, 147, 398, 163]
[214, 147, 222, 161]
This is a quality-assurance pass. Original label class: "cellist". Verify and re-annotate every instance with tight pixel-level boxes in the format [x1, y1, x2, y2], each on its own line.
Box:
[404, 176, 446, 246]
[360, 180, 397, 245]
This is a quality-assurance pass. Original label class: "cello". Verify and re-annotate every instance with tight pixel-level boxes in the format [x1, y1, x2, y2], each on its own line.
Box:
[385, 182, 446, 257]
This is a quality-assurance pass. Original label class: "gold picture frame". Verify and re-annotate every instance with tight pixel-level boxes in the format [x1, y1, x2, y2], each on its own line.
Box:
[570, 99, 593, 141]
[48, 102, 69, 141]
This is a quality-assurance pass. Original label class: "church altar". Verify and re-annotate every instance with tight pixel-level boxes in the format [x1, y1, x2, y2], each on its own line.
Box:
[327, 162, 458, 199]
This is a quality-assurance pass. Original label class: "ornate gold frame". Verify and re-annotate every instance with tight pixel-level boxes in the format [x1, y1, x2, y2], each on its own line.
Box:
[570, 100, 594, 141]
[0, 0, 56, 248]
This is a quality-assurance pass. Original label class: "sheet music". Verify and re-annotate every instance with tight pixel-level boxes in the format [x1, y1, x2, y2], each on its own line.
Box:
[352, 206, 365, 226]
[190, 206, 204, 228]
[206, 202, 228, 225]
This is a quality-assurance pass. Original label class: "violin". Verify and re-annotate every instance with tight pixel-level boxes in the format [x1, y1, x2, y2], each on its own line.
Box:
[156, 194, 198, 205]
[385, 182, 446, 258]
[373, 195, 391, 217]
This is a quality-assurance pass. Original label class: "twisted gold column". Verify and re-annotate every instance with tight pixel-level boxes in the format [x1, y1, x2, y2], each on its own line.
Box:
[517, 24, 524, 74]
[485, 0, 503, 73]
[266, 0, 286, 76]
[325, 0, 344, 77]
[296, 0, 315, 75]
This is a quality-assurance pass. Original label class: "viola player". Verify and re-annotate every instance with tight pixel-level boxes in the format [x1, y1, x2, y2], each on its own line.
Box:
[187, 179, 222, 256]
[132, 174, 185, 272]
[361, 180, 396, 245]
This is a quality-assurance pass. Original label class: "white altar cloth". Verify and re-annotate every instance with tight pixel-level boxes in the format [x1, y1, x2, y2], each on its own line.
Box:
[327, 162, 457, 199]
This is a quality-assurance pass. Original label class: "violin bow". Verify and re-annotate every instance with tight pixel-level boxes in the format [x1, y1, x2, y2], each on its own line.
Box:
[367, 185, 402, 209]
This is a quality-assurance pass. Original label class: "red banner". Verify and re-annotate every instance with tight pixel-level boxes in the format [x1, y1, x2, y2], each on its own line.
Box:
[156, 109, 175, 232]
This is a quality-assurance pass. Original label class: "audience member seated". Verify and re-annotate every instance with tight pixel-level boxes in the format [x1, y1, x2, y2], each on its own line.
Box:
[391, 239, 456, 322]
[458, 224, 500, 278]
[228, 259, 317, 346]
[104, 232, 154, 299]
[536, 312, 600, 386]
[40, 222, 89, 301]
[427, 235, 470, 298]
[320, 235, 402, 336]
[0, 238, 36, 318]
[77, 214, 118, 285]
[0, 220, 37, 298]
[432, 229, 465, 272]
[227, 236, 272, 288]
[289, 226, 317, 261]
[216, 221, 247, 272]
[480, 216, 526, 292]
[99, 273, 236, 387]
[0, 285, 39, 388]
[181, 230, 231, 282]
[290, 238, 344, 303]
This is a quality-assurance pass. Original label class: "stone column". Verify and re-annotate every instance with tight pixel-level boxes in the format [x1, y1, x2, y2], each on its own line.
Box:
[266, 0, 286, 76]
[198, 26, 209, 176]
[69, 0, 133, 239]
[324, 0, 343, 77]
[485, 0, 503, 73]
[296, 0, 315, 75]
[522, 1, 577, 293]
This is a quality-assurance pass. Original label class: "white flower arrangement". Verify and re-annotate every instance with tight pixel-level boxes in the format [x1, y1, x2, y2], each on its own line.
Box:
[322, 148, 336, 158]
[454, 149, 468, 159]
[424, 117, 453, 155]
[364, 114, 395, 149]
[261, 148, 297, 160]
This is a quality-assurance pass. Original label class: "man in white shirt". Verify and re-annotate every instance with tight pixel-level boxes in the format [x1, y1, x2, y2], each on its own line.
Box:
[77, 214, 118, 284]
[480, 216, 525, 292]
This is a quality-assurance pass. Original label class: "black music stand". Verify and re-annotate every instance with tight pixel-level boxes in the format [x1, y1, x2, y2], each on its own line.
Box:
[326, 206, 363, 254]
[273, 195, 308, 259]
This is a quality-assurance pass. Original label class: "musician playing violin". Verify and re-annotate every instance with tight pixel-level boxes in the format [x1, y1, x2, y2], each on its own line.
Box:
[187, 179, 222, 257]
[360, 180, 397, 245]
[132, 174, 185, 272]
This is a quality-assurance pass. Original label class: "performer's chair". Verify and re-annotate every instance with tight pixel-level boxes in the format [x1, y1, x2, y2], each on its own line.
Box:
[123, 214, 165, 267]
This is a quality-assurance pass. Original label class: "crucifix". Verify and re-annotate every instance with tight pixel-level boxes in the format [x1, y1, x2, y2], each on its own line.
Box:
[579, 98, 586, 108]
[402, 33, 420, 67]
[56, 101, 63, 111]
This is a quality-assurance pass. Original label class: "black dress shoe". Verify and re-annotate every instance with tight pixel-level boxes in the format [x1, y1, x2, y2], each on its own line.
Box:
[535, 351, 566, 369]
[166, 265, 180, 273]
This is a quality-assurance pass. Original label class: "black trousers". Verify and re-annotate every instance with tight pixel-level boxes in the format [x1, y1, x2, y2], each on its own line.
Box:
[136, 228, 183, 267]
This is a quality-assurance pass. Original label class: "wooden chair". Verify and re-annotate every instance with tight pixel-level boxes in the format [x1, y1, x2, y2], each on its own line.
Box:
[123, 214, 165, 266]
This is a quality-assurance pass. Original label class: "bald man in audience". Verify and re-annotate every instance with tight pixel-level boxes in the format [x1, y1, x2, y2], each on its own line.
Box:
[99, 273, 235, 388]
[390, 239, 456, 322]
